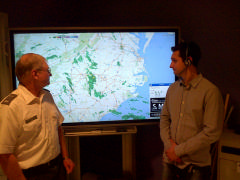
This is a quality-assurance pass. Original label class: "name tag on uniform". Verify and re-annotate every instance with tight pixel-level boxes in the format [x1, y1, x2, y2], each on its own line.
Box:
[25, 115, 38, 124]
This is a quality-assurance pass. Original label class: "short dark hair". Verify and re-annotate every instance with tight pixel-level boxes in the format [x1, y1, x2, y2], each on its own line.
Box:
[171, 41, 202, 67]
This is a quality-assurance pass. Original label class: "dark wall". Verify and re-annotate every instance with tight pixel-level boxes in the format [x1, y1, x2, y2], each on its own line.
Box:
[1, 0, 239, 124]
[1, 1, 239, 179]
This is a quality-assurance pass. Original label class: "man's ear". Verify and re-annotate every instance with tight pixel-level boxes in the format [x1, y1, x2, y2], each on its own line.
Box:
[187, 56, 193, 66]
[188, 56, 193, 63]
[31, 69, 39, 80]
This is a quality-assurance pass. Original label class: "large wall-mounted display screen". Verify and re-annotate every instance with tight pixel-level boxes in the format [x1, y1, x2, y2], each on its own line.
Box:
[10, 27, 179, 126]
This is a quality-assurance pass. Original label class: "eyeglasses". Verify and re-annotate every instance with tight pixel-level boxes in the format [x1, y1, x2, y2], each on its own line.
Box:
[37, 68, 51, 74]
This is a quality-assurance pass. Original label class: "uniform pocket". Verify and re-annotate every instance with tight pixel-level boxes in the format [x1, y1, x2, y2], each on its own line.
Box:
[23, 115, 41, 132]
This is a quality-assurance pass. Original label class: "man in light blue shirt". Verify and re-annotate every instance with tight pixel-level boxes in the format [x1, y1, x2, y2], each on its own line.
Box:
[160, 42, 224, 180]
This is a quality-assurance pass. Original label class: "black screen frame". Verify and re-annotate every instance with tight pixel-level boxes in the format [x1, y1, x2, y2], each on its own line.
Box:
[9, 26, 180, 128]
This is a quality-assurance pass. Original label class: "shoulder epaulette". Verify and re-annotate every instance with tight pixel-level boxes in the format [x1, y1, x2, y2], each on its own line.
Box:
[1, 94, 18, 105]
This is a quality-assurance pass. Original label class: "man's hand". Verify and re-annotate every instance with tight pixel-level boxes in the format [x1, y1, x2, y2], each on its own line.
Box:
[63, 157, 75, 174]
[165, 139, 182, 163]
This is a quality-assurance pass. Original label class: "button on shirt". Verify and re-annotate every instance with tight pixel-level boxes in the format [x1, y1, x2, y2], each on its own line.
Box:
[0, 85, 64, 169]
[160, 74, 224, 169]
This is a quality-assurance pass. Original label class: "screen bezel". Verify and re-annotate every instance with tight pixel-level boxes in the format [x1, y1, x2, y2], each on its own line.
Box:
[9, 26, 180, 128]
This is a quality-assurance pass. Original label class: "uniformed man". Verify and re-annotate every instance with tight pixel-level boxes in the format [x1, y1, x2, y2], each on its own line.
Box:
[0, 53, 75, 180]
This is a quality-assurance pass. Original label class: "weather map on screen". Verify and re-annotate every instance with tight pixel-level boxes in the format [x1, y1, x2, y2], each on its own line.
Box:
[12, 31, 176, 123]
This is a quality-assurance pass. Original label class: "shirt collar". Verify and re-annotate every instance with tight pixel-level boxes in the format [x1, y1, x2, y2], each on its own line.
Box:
[179, 73, 203, 89]
[18, 84, 46, 104]
[191, 73, 203, 88]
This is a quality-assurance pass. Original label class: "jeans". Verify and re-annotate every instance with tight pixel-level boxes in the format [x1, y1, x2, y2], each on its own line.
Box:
[161, 163, 211, 180]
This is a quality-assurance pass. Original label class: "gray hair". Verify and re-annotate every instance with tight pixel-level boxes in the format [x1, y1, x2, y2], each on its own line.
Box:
[15, 53, 46, 83]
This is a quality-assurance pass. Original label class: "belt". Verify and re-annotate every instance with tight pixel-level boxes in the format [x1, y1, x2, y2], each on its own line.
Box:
[22, 154, 62, 174]
[185, 164, 211, 174]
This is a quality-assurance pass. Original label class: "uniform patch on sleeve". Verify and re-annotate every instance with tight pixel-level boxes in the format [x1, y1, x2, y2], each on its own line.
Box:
[1, 94, 18, 105]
